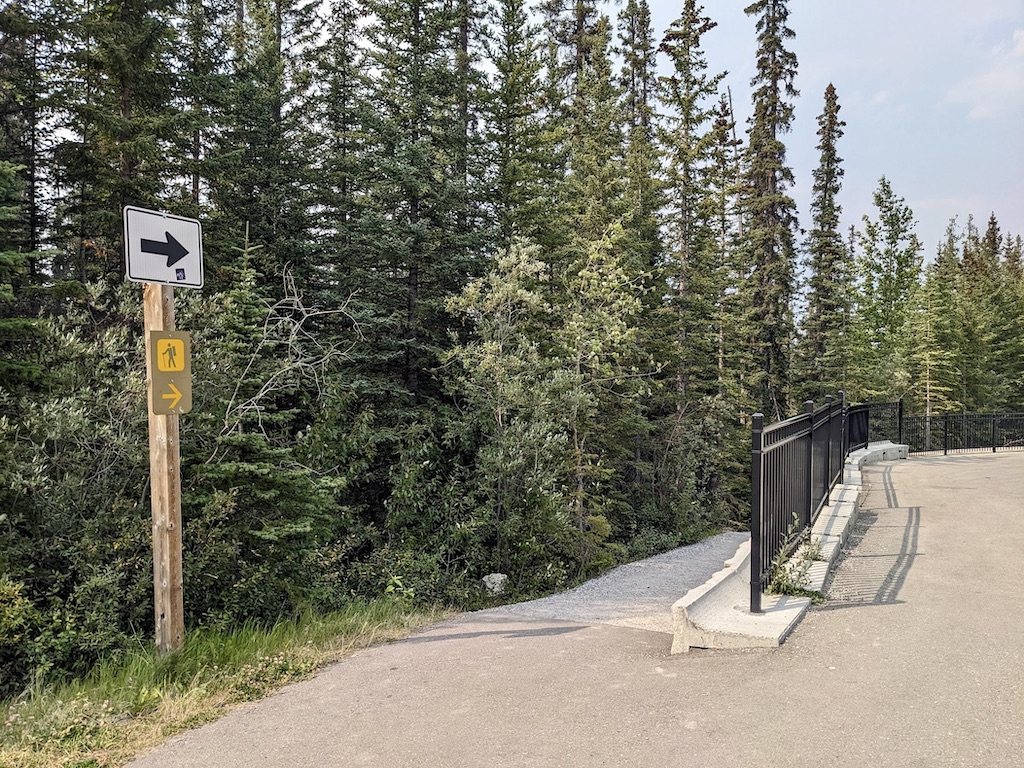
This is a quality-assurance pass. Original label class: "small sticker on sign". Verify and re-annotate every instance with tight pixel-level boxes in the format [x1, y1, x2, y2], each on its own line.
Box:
[176, 269, 186, 281]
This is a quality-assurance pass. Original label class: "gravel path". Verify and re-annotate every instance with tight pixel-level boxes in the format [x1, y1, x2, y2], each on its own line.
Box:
[476, 530, 749, 633]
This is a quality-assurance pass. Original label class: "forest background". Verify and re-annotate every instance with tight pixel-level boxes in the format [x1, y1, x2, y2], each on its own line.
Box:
[1, 0, 1022, 696]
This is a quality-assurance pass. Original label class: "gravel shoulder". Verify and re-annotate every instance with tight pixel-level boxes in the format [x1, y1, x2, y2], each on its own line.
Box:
[477, 530, 749, 633]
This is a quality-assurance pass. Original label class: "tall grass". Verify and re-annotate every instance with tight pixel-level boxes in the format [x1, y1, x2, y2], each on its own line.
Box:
[0, 599, 449, 768]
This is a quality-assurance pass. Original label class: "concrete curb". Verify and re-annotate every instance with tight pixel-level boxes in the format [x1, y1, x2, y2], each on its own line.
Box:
[669, 441, 908, 654]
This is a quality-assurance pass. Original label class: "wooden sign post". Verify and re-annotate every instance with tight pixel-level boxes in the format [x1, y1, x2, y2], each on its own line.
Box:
[126, 205, 202, 655]
[143, 283, 185, 653]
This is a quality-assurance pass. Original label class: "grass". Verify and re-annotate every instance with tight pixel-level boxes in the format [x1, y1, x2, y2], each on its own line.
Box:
[0, 599, 451, 768]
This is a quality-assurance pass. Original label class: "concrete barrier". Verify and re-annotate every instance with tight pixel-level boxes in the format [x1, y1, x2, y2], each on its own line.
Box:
[670, 441, 907, 653]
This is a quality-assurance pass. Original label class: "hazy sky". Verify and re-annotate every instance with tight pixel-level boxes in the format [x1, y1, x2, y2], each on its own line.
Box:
[646, 0, 1024, 257]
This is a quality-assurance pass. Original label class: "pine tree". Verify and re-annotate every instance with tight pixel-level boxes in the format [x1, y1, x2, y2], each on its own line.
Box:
[304, 0, 372, 316]
[482, 0, 553, 250]
[795, 83, 851, 402]
[852, 176, 922, 400]
[999, 229, 1024, 406]
[49, 0, 179, 283]
[0, 160, 44, 389]
[741, 0, 800, 419]
[359, 0, 477, 404]
[955, 215, 1007, 410]
[658, 0, 726, 409]
[905, 220, 961, 420]
[168, 0, 234, 215]
[179, 252, 339, 625]
[618, 0, 661, 273]
[204, 0, 320, 286]
[705, 94, 748, 407]
[0, 0, 51, 259]
[563, 15, 625, 242]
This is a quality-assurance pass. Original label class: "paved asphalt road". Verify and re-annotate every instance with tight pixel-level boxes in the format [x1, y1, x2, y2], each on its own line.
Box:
[128, 454, 1024, 768]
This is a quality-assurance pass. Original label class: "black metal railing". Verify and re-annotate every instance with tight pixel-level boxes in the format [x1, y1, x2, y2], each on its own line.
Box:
[901, 412, 1024, 454]
[847, 400, 903, 451]
[752, 399, 1024, 613]
[750, 395, 846, 614]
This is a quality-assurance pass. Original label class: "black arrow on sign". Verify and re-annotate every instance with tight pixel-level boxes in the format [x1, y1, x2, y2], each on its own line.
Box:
[141, 232, 189, 268]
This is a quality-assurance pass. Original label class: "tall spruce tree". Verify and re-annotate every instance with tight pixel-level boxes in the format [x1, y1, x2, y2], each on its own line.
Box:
[359, 0, 477, 405]
[852, 176, 922, 400]
[0, 0, 51, 259]
[905, 220, 962, 419]
[0, 160, 44, 389]
[795, 83, 850, 402]
[658, 0, 725, 409]
[650, 0, 737, 526]
[741, 0, 800, 419]
[954, 215, 1007, 410]
[169, 0, 235, 215]
[618, 0, 661, 273]
[204, 0, 320, 285]
[304, 0, 374, 324]
[50, 0, 179, 283]
[482, 0, 553, 250]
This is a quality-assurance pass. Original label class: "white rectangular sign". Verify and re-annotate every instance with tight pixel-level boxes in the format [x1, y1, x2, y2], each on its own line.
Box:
[124, 206, 204, 289]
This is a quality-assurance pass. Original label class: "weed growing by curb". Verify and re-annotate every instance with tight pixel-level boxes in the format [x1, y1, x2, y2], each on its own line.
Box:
[766, 518, 826, 603]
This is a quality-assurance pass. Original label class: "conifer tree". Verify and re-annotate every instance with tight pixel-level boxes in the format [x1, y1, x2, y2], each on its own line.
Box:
[306, 0, 370, 308]
[999, 230, 1024, 406]
[617, 0, 661, 272]
[169, 0, 235, 215]
[658, 0, 725, 408]
[0, 0, 51, 258]
[359, 0, 477, 404]
[204, 0, 320, 285]
[563, 15, 624, 242]
[0, 160, 43, 389]
[705, 94, 748, 405]
[905, 220, 962, 419]
[446, 240, 569, 582]
[482, 0, 553, 250]
[955, 215, 1008, 410]
[50, 0, 179, 283]
[795, 83, 850, 402]
[852, 176, 922, 399]
[741, 0, 800, 419]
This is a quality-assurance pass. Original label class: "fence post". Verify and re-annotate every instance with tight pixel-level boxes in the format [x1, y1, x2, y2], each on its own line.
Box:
[839, 390, 847, 460]
[944, 413, 949, 456]
[804, 400, 814, 530]
[750, 413, 764, 614]
[992, 414, 998, 453]
[898, 399, 904, 445]
[824, 395, 834, 505]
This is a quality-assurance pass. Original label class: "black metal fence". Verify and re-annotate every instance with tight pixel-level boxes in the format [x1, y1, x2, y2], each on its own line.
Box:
[752, 399, 1024, 613]
[847, 400, 903, 451]
[901, 412, 1024, 454]
[846, 401, 1024, 455]
[750, 395, 846, 614]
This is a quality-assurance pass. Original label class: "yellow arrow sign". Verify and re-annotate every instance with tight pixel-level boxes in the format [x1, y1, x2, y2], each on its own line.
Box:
[149, 331, 192, 415]
[161, 383, 183, 410]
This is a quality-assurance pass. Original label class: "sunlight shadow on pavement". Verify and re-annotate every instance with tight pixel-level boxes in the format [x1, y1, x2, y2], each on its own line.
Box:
[816, 464, 922, 611]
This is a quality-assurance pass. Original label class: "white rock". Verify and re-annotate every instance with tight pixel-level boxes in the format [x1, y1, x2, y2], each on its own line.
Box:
[482, 573, 508, 595]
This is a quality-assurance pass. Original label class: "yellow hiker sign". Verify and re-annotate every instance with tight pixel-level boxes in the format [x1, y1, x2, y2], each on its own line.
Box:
[149, 331, 192, 414]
